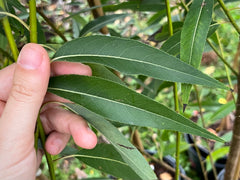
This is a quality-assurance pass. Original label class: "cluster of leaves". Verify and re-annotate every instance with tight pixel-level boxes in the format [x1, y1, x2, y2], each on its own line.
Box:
[1, 0, 239, 179]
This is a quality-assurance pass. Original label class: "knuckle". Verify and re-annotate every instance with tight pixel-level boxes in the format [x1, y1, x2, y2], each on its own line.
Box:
[10, 82, 35, 103]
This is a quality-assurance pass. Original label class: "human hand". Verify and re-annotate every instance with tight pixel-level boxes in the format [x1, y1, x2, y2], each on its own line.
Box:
[0, 44, 97, 180]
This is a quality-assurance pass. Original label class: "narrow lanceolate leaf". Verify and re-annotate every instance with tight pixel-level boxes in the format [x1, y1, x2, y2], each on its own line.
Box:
[103, 0, 165, 12]
[63, 103, 157, 180]
[161, 24, 219, 56]
[52, 35, 227, 90]
[48, 75, 223, 142]
[61, 144, 142, 179]
[180, 0, 214, 105]
[80, 14, 128, 36]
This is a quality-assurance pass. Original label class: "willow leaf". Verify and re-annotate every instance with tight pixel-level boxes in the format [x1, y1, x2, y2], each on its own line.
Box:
[52, 35, 227, 90]
[63, 103, 157, 180]
[80, 14, 128, 36]
[180, 0, 214, 105]
[48, 75, 223, 142]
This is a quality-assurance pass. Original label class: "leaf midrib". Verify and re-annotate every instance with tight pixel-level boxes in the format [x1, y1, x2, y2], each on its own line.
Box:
[187, 0, 204, 65]
[81, 14, 127, 36]
[49, 86, 217, 138]
[52, 54, 219, 86]
[67, 105, 151, 179]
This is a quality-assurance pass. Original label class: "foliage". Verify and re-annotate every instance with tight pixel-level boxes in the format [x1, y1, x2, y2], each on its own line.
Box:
[1, 0, 240, 179]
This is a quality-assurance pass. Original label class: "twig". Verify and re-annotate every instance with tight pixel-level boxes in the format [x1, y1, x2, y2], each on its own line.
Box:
[217, 0, 240, 35]
[0, 0, 19, 61]
[194, 85, 218, 180]
[36, 8, 67, 42]
[207, 39, 238, 77]
[165, 1, 181, 179]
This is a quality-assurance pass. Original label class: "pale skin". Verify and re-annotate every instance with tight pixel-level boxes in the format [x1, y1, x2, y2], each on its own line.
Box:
[0, 44, 97, 180]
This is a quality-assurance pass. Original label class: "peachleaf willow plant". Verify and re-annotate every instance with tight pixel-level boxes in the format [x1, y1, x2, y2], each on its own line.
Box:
[1, 0, 240, 179]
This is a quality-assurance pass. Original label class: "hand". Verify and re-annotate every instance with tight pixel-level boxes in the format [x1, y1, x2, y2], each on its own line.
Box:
[0, 44, 97, 180]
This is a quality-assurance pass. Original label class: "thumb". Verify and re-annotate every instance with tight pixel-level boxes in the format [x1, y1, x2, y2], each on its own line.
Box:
[0, 43, 50, 145]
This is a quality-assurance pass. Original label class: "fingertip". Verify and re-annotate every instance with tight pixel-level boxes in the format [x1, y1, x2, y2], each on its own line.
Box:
[51, 61, 92, 76]
[45, 132, 70, 155]
[72, 126, 97, 149]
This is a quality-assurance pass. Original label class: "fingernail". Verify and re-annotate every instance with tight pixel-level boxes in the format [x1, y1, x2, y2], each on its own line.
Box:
[17, 44, 43, 70]
[53, 138, 63, 153]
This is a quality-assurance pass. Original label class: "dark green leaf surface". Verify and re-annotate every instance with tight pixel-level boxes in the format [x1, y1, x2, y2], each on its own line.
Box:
[180, 0, 214, 104]
[103, 0, 165, 12]
[87, 63, 125, 85]
[80, 14, 128, 36]
[62, 144, 141, 179]
[48, 75, 223, 142]
[63, 103, 157, 180]
[161, 24, 219, 57]
[52, 35, 227, 90]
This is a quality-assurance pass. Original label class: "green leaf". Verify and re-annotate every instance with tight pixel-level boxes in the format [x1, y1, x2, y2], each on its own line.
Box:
[62, 144, 141, 179]
[7, 0, 27, 13]
[209, 100, 235, 122]
[87, 63, 125, 85]
[52, 35, 227, 90]
[80, 14, 128, 36]
[63, 103, 157, 180]
[48, 75, 223, 142]
[206, 146, 229, 171]
[103, 0, 165, 12]
[161, 23, 219, 57]
[180, 0, 214, 105]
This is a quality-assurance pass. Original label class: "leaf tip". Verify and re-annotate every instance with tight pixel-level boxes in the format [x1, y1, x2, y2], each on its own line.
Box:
[183, 104, 187, 113]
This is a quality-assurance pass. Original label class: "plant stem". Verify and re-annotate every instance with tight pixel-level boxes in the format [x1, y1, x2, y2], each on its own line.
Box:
[29, 0, 37, 43]
[37, 116, 56, 180]
[224, 73, 240, 180]
[193, 136, 208, 180]
[207, 39, 238, 77]
[194, 85, 218, 180]
[29, 1, 55, 179]
[0, 0, 19, 61]
[216, 31, 236, 104]
[36, 8, 67, 42]
[0, 11, 29, 31]
[165, 0, 180, 179]
[87, 0, 109, 35]
[179, 0, 189, 12]
[217, 0, 240, 35]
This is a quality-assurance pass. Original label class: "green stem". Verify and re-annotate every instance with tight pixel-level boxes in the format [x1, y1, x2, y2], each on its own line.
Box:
[194, 85, 217, 180]
[29, 1, 55, 179]
[217, 0, 240, 35]
[0, 0, 19, 61]
[216, 31, 236, 104]
[193, 136, 208, 180]
[180, 0, 189, 13]
[29, 0, 37, 43]
[36, 8, 67, 42]
[37, 116, 56, 180]
[165, 0, 180, 179]
[0, 11, 29, 30]
[207, 39, 238, 77]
